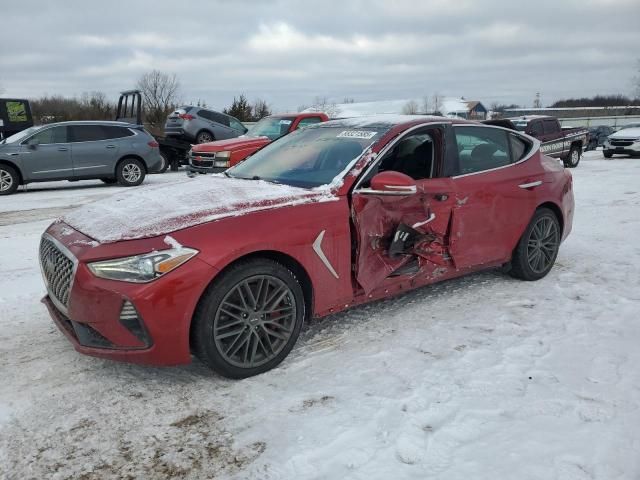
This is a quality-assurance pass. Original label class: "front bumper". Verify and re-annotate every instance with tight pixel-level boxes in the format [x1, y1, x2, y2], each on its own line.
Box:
[603, 140, 640, 155]
[186, 164, 227, 175]
[41, 225, 218, 366]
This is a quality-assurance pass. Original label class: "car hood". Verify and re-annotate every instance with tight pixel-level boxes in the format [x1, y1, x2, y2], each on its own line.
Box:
[191, 136, 270, 153]
[61, 175, 336, 244]
[610, 128, 640, 139]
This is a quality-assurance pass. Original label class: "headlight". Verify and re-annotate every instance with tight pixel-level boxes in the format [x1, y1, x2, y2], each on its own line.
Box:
[88, 247, 198, 283]
[215, 151, 230, 159]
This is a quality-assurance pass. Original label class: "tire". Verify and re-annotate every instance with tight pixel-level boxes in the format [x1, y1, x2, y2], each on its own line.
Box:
[603, 150, 613, 159]
[509, 208, 561, 281]
[563, 145, 581, 168]
[116, 158, 145, 187]
[0, 164, 20, 195]
[156, 151, 169, 173]
[100, 178, 117, 184]
[192, 258, 306, 379]
[196, 130, 214, 144]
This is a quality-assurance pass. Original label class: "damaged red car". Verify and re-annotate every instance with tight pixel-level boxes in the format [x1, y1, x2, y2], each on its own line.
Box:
[40, 116, 574, 378]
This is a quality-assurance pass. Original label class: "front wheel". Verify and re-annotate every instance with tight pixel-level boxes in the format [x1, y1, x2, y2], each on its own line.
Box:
[116, 158, 145, 187]
[196, 131, 214, 144]
[563, 145, 581, 168]
[191, 259, 306, 378]
[509, 208, 561, 281]
[603, 150, 613, 159]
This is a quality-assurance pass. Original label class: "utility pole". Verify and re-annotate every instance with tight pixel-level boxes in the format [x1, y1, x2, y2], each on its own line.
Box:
[533, 92, 542, 108]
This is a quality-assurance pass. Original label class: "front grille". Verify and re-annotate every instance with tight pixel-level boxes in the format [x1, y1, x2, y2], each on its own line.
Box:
[611, 139, 635, 147]
[192, 151, 217, 158]
[190, 157, 214, 168]
[40, 236, 74, 308]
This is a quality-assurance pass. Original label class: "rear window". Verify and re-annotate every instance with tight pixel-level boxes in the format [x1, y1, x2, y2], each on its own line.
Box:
[70, 125, 109, 142]
[543, 120, 558, 134]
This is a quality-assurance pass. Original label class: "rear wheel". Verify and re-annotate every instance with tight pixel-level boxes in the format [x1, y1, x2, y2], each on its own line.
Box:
[0, 165, 19, 195]
[157, 151, 169, 173]
[603, 150, 613, 159]
[563, 145, 581, 168]
[116, 158, 145, 187]
[192, 259, 305, 378]
[509, 208, 561, 281]
[196, 130, 214, 144]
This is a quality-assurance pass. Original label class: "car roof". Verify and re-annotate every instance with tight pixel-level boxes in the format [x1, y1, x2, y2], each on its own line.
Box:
[36, 120, 139, 128]
[511, 115, 555, 123]
[316, 114, 475, 130]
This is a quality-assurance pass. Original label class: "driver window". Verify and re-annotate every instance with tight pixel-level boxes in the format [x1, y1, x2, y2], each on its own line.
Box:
[374, 132, 436, 181]
[27, 126, 68, 145]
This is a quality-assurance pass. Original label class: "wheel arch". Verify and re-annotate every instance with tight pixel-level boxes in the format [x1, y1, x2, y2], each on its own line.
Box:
[537, 201, 564, 236]
[116, 154, 147, 174]
[188, 249, 315, 348]
[0, 160, 24, 184]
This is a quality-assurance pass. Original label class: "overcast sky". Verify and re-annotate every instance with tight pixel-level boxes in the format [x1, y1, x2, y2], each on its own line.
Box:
[1, 0, 638, 111]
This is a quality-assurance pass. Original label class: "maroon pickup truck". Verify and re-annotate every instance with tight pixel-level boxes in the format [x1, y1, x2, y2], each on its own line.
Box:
[511, 116, 588, 168]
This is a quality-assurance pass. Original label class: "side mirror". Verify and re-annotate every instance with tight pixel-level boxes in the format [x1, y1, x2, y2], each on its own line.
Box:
[367, 171, 417, 195]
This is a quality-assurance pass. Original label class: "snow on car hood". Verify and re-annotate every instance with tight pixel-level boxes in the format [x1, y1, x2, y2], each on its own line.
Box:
[62, 175, 336, 244]
[610, 128, 640, 139]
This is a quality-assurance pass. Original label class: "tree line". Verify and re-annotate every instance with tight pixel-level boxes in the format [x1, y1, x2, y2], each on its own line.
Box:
[23, 70, 272, 130]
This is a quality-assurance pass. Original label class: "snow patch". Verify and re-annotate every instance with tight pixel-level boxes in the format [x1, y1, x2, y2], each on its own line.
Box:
[163, 235, 182, 250]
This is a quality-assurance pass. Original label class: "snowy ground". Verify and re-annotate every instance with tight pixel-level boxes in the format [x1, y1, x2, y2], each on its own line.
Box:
[1, 153, 639, 480]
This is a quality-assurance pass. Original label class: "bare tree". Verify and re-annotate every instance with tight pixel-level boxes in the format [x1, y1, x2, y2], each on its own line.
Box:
[432, 93, 442, 115]
[252, 99, 271, 120]
[136, 70, 181, 129]
[309, 96, 340, 118]
[402, 100, 419, 115]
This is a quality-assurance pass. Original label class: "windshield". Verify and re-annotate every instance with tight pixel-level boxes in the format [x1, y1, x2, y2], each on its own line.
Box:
[2, 126, 41, 144]
[248, 116, 296, 140]
[228, 126, 386, 188]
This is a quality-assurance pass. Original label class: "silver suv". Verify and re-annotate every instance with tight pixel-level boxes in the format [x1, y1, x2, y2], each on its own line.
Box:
[164, 106, 247, 144]
[0, 121, 163, 195]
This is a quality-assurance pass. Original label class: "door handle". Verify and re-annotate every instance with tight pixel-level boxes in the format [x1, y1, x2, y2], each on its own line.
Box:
[518, 180, 543, 189]
[105, 145, 116, 149]
[433, 193, 449, 201]
[58, 147, 68, 152]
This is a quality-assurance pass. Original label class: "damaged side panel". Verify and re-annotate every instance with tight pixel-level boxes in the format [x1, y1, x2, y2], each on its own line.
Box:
[351, 187, 459, 294]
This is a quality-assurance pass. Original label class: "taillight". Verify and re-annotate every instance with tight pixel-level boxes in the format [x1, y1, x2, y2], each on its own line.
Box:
[148, 141, 159, 148]
[179, 114, 195, 120]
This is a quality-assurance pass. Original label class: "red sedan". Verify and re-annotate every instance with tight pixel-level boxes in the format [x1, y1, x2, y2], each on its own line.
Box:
[40, 116, 574, 378]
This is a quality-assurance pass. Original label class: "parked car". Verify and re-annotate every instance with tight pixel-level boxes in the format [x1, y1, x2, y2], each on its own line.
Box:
[511, 115, 588, 167]
[40, 116, 574, 378]
[0, 121, 163, 195]
[586, 125, 615, 150]
[603, 127, 640, 158]
[617, 123, 640, 131]
[187, 112, 329, 174]
[164, 106, 247, 144]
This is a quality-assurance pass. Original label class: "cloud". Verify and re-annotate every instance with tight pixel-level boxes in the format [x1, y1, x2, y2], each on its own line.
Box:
[0, 0, 638, 110]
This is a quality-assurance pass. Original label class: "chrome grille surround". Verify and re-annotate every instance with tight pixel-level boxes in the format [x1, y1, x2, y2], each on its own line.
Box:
[39, 233, 78, 314]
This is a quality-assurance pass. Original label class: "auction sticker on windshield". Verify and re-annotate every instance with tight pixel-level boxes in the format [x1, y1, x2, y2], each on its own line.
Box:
[337, 130, 377, 139]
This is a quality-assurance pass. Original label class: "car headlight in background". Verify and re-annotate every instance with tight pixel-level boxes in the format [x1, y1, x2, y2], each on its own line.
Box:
[88, 248, 198, 283]
[213, 151, 230, 168]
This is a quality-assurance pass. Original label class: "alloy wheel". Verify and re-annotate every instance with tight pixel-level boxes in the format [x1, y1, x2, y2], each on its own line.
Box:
[197, 132, 213, 143]
[213, 275, 297, 369]
[122, 163, 142, 183]
[0, 169, 13, 192]
[526, 216, 559, 274]
[570, 149, 580, 166]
